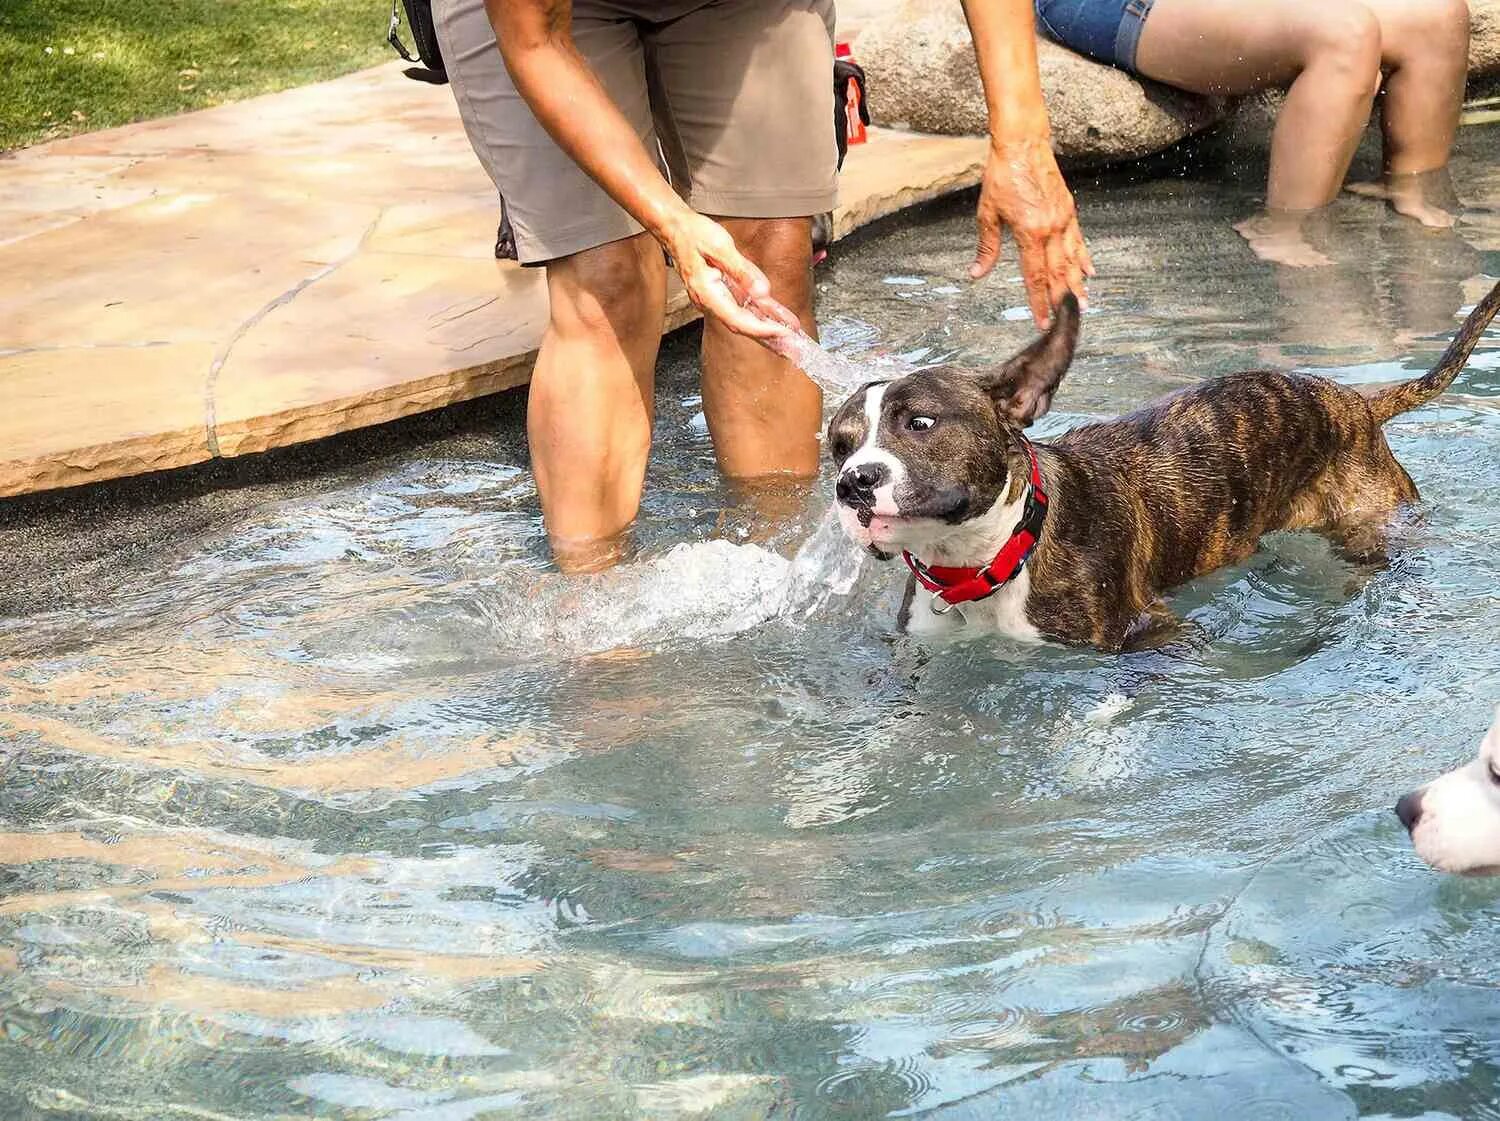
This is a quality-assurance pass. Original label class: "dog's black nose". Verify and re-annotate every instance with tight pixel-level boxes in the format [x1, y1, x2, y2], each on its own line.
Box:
[836, 461, 888, 503]
[1394, 791, 1424, 833]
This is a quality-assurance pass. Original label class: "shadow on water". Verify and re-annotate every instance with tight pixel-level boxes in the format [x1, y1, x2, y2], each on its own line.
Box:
[1, 116, 1499, 1119]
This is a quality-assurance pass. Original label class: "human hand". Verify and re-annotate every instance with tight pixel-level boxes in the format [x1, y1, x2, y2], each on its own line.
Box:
[661, 211, 797, 340]
[971, 135, 1093, 328]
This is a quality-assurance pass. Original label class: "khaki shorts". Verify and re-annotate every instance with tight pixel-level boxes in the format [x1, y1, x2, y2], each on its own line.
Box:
[434, 0, 839, 265]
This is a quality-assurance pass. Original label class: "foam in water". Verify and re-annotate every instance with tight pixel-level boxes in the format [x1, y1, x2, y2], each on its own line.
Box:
[482, 506, 866, 656]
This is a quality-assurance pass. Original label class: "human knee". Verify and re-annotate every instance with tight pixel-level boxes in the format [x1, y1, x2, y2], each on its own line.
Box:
[734, 217, 813, 260]
[724, 218, 810, 279]
[1378, 0, 1469, 69]
[1300, 4, 1382, 85]
[1423, 0, 1471, 55]
[728, 218, 814, 311]
[549, 235, 664, 338]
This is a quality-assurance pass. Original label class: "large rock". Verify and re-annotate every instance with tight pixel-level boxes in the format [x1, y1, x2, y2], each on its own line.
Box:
[1471, 0, 1500, 76]
[856, 0, 1500, 168]
[854, 0, 1224, 166]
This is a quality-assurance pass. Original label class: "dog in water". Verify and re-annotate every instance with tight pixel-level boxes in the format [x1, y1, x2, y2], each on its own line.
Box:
[827, 281, 1500, 650]
[1397, 707, 1500, 876]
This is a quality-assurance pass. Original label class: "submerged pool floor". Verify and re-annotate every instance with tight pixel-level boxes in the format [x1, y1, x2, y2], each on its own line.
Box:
[2, 125, 1500, 1119]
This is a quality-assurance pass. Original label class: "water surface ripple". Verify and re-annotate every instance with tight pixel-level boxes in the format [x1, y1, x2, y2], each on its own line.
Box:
[2, 129, 1500, 1119]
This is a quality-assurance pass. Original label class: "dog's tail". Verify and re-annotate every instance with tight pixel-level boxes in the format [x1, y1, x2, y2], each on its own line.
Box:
[1366, 278, 1500, 424]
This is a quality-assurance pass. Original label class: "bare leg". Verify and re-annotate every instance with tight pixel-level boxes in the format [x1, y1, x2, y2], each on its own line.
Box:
[699, 216, 823, 480]
[531, 233, 667, 572]
[1368, 0, 1468, 175]
[1135, 0, 1382, 264]
[1345, 0, 1468, 227]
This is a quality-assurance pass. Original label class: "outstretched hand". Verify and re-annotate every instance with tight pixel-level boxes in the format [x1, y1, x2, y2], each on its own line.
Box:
[661, 211, 799, 340]
[971, 135, 1093, 329]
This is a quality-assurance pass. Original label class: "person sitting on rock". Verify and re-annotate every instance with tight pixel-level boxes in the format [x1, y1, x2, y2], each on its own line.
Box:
[433, 0, 1093, 571]
[1035, 0, 1471, 266]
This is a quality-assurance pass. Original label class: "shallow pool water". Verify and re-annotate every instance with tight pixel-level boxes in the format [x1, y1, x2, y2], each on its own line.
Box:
[3, 122, 1500, 1120]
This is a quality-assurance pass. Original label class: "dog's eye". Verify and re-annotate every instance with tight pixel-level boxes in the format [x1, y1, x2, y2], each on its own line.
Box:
[1488, 762, 1500, 785]
[907, 415, 937, 432]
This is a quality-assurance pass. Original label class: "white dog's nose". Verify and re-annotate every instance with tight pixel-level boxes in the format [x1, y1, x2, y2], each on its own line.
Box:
[1395, 791, 1424, 833]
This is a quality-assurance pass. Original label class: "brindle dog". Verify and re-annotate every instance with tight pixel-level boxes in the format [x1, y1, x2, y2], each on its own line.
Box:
[828, 280, 1500, 651]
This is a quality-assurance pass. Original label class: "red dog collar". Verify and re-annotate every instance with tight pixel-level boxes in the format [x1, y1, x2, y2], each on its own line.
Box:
[902, 442, 1048, 609]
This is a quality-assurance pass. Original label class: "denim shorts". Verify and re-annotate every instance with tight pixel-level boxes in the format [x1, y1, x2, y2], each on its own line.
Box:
[1035, 0, 1156, 71]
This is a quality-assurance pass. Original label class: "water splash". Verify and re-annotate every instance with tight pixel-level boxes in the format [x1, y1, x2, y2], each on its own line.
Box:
[475, 506, 865, 657]
[773, 329, 879, 398]
[771, 504, 866, 620]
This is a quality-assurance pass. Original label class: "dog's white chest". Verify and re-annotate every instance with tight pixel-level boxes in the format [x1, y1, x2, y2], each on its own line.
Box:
[905, 568, 1043, 642]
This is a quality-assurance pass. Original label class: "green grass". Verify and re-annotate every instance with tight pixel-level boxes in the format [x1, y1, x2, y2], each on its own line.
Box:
[0, 0, 394, 151]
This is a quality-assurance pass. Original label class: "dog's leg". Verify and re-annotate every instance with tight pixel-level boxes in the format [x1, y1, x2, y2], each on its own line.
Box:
[1326, 517, 1395, 568]
[896, 573, 918, 633]
[1313, 446, 1418, 567]
[1120, 600, 1184, 652]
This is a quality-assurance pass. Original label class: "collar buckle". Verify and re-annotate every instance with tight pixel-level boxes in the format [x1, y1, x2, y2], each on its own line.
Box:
[929, 592, 958, 615]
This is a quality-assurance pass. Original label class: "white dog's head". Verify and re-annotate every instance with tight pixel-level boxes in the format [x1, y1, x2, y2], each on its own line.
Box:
[1397, 706, 1500, 875]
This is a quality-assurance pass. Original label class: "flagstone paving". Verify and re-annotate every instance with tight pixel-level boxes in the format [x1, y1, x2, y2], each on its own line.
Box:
[0, 62, 987, 498]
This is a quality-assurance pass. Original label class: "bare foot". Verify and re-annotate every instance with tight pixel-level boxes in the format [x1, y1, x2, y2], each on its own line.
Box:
[1346, 169, 1458, 229]
[1233, 211, 1331, 268]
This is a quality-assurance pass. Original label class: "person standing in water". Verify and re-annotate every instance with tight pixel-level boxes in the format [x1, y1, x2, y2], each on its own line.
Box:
[1035, 0, 1470, 266]
[434, 0, 1093, 571]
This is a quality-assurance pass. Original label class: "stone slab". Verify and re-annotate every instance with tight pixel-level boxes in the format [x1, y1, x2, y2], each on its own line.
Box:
[0, 345, 215, 498]
[833, 130, 988, 238]
[210, 252, 550, 457]
[366, 196, 508, 260]
[1, 191, 381, 350]
[35, 65, 462, 162]
[0, 52, 989, 498]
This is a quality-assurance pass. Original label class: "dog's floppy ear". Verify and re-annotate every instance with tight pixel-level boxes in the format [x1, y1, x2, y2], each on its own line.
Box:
[975, 294, 1080, 427]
